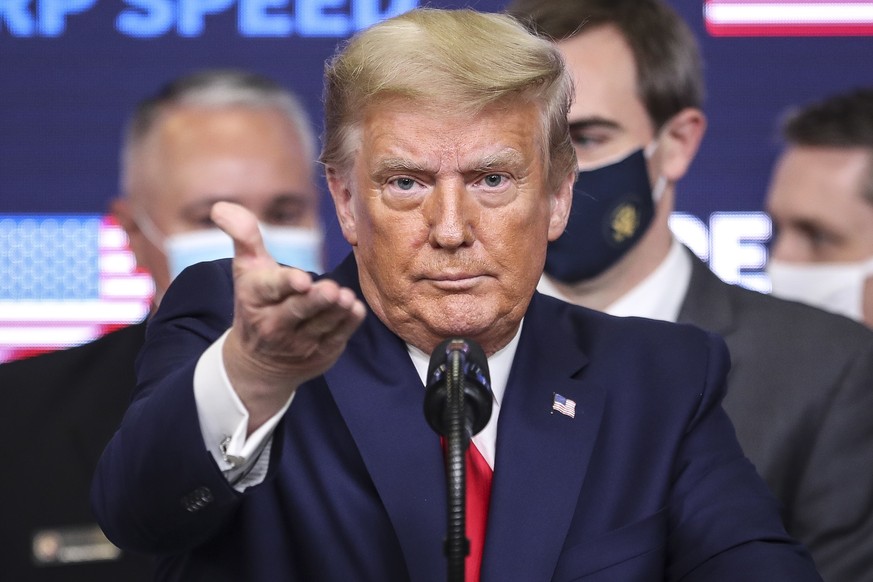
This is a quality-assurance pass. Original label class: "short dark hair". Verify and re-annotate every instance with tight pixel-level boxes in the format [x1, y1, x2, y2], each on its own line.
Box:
[781, 88, 873, 204]
[505, 0, 704, 131]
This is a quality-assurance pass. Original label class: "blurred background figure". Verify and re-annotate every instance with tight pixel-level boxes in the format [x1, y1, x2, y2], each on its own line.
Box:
[766, 88, 873, 329]
[506, 1, 873, 579]
[0, 69, 322, 581]
[115, 69, 323, 306]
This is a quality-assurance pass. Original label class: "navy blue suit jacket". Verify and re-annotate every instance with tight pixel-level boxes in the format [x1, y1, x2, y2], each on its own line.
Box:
[92, 255, 820, 581]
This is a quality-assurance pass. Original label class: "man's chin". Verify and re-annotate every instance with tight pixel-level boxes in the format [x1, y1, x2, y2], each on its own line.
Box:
[419, 299, 498, 339]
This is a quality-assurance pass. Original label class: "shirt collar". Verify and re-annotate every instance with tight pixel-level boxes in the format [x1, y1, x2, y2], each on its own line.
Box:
[406, 321, 523, 469]
[605, 238, 691, 322]
[538, 237, 691, 323]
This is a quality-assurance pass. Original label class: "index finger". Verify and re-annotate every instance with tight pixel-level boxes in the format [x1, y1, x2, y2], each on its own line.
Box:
[210, 201, 273, 269]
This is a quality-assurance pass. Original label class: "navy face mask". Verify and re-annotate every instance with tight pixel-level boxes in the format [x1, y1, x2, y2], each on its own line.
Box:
[545, 148, 657, 284]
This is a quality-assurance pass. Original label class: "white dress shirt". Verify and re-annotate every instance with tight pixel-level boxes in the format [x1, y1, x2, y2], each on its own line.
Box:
[405, 326, 520, 470]
[537, 237, 692, 323]
[193, 321, 522, 490]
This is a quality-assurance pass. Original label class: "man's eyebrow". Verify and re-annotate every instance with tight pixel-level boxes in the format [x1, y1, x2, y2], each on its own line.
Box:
[568, 117, 622, 133]
[473, 149, 526, 171]
[371, 150, 527, 176]
[181, 197, 234, 216]
[371, 157, 431, 175]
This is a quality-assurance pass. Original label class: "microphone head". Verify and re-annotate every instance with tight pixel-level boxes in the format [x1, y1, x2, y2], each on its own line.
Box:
[424, 338, 493, 438]
[426, 338, 490, 388]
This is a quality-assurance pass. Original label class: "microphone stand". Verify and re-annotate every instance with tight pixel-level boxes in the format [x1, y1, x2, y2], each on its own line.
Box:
[425, 338, 492, 582]
[443, 347, 468, 582]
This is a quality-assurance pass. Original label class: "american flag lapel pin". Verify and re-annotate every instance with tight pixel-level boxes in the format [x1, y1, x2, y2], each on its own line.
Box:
[551, 393, 576, 419]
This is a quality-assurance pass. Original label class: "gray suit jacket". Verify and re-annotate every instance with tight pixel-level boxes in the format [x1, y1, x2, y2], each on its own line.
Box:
[677, 249, 873, 581]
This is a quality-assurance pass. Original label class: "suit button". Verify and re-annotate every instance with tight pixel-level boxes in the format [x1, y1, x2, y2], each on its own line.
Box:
[182, 487, 213, 512]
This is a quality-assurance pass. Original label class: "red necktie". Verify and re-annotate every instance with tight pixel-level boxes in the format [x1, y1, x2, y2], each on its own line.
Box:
[440, 438, 493, 582]
[465, 442, 493, 582]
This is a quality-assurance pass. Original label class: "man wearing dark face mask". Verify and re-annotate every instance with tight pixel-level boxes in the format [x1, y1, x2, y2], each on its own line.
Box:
[543, 147, 664, 283]
[508, 1, 873, 579]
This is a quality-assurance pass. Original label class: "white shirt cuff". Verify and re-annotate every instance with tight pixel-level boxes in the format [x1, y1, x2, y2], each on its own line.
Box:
[193, 329, 295, 490]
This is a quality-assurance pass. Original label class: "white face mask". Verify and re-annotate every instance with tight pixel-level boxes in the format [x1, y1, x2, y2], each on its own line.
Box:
[643, 138, 667, 203]
[164, 226, 324, 279]
[136, 213, 324, 280]
[766, 257, 873, 322]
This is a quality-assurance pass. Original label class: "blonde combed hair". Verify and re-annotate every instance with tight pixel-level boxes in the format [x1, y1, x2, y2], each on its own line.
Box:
[321, 8, 576, 190]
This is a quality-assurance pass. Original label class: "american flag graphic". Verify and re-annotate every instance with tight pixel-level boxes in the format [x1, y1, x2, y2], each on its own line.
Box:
[705, 0, 873, 36]
[552, 393, 577, 419]
[0, 214, 153, 364]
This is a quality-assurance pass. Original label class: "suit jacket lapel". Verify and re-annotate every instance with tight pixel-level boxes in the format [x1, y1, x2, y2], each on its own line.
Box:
[323, 255, 447, 582]
[676, 247, 737, 337]
[323, 259, 607, 581]
[483, 294, 605, 582]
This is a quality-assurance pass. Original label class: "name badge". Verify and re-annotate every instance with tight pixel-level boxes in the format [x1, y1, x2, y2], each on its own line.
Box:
[32, 524, 122, 565]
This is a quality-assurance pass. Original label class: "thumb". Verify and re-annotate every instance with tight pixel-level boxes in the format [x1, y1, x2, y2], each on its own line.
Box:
[210, 201, 274, 268]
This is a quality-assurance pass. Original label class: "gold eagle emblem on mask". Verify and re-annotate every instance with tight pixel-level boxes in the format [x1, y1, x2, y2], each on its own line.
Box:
[611, 202, 640, 243]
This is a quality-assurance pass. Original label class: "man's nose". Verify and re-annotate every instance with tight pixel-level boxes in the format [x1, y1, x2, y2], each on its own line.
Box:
[424, 181, 477, 249]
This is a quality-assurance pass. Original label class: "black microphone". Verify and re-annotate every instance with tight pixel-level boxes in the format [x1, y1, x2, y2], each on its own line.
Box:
[424, 338, 493, 440]
[424, 338, 493, 581]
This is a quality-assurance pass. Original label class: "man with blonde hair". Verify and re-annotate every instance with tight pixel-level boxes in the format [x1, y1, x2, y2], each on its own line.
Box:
[93, 9, 820, 581]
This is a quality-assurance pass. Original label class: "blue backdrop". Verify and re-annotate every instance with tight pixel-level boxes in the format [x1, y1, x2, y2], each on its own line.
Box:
[1, 0, 872, 360]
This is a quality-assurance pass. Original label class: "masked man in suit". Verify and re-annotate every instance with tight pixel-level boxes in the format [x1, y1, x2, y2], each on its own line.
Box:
[767, 88, 873, 330]
[0, 70, 322, 582]
[507, 1, 873, 579]
[91, 9, 821, 581]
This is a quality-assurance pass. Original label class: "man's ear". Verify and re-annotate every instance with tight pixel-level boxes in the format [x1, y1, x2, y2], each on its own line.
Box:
[658, 107, 707, 182]
[547, 170, 575, 242]
[111, 196, 135, 234]
[326, 167, 358, 246]
[111, 197, 148, 265]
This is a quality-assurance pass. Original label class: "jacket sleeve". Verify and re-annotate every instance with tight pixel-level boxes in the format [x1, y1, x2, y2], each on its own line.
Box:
[91, 259, 263, 554]
[789, 337, 873, 580]
[666, 331, 822, 581]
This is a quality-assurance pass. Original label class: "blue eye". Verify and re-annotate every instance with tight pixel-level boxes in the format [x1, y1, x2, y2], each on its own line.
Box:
[483, 174, 504, 187]
[393, 177, 416, 191]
